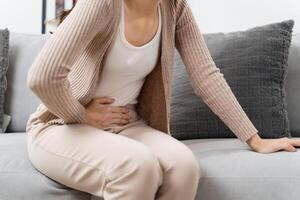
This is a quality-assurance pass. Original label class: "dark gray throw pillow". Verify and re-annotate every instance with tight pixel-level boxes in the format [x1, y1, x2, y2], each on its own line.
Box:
[170, 20, 294, 140]
[0, 28, 10, 133]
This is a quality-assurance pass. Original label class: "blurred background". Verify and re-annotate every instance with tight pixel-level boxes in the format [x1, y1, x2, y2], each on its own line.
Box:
[0, 0, 77, 34]
[0, 0, 299, 34]
[189, 0, 300, 33]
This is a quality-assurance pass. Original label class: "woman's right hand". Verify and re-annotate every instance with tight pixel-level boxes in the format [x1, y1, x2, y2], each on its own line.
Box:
[81, 96, 131, 129]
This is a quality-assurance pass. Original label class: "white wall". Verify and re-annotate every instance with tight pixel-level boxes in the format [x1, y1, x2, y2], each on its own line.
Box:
[0, 0, 42, 34]
[0, 0, 75, 34]
[45, 0, 74, 34]
[189, 0, 300, 34]
[0, 0, 299, 34]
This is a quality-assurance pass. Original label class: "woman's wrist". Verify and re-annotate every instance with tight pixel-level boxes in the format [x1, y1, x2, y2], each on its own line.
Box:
[246, 133, 263, 149]
[81, 108, 91, 124]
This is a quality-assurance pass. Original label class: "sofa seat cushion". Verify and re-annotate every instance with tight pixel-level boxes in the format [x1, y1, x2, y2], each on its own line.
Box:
[0, 133, 92, 200]
[181, 138, 300, 200]
[1, 133, 300, 200]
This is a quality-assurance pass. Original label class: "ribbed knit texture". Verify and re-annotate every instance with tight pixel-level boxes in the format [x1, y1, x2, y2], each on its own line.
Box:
[26, 0, 258, 142]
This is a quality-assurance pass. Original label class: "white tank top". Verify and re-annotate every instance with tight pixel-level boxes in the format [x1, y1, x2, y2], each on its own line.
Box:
[92, 0, 162, 106]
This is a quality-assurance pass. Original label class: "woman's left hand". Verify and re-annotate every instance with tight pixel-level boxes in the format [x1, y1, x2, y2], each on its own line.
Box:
[246, 133, 300, 154]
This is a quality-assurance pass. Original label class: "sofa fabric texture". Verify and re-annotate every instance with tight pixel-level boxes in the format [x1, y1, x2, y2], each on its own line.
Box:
[286, 33, 300, 136]
[5, 32, 49, 132]
[170, 20, 294, 140]
[0, 28, 10, 133]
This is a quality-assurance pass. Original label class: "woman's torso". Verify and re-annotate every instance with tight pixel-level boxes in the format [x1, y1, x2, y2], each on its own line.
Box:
[92, 0, 162, 108]
[90, 0, 162, 129]
[25, 0, 175, 135]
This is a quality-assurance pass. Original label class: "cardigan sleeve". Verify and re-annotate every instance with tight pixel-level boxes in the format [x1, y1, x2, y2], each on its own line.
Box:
[174, 0, 258, 142]
[26, 0, 111, 124]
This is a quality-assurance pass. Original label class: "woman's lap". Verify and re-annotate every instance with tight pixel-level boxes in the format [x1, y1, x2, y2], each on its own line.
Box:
[27, 119, 163, 174]
[27, 120, 164, 196]
[26, 118, 200, 198]
[117, 121, 200, 174]
[117, 120, 201, 199]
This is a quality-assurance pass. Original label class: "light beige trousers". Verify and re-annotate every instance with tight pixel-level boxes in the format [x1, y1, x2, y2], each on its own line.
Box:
[27, 106, 201, 200]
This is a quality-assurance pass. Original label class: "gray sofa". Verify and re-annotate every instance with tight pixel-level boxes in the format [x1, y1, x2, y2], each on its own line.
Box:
[0, 32, 299, 200]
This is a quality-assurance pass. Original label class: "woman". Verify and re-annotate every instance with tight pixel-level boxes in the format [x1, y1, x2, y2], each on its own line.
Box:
[26, 0, 300, 199]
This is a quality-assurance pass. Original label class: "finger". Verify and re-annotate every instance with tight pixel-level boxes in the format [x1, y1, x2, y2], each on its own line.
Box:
[272, 137, 290, 143]
[110, 118, 129, 125]
[277, 143, 297, 152]
[110, 113, 131, 120]
[109, 106, 130, 113]
[288, 139, 300, 147]
[272, 142, 288, 152]
[95, 96, 115, 104]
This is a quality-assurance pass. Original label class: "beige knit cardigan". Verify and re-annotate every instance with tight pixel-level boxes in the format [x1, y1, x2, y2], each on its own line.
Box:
[26, 0, 258, 142]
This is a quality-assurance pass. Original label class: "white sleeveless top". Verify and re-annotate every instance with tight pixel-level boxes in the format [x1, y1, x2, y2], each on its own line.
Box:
[92, 0, 162, 106]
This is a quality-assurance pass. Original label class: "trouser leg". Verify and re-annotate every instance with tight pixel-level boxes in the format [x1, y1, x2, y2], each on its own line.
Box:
[27, 122, 163, 200]
[118, 121, 202, 200]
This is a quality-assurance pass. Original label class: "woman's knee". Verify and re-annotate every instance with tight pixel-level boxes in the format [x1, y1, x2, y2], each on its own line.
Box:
[105, 142, 163, 186]
[181, 151, 201, 180]
[167, 143, 202, 181]
[102, 144, 163, 199]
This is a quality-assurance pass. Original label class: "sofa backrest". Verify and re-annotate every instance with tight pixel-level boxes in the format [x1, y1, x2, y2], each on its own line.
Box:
[286, 33, 300, 136]
[5, 32, 49, 132]
[4, 32, 300, 134]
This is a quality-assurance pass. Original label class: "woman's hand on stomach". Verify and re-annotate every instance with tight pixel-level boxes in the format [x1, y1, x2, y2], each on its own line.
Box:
[81, 96, 131, 129]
